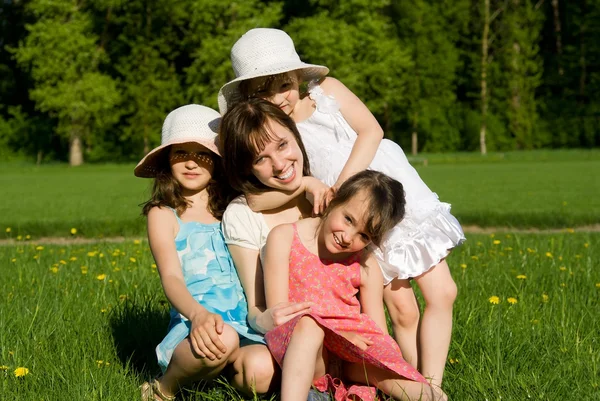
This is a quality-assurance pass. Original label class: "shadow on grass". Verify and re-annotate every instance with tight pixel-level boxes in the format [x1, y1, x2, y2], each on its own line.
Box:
[109, 297, 170, 377]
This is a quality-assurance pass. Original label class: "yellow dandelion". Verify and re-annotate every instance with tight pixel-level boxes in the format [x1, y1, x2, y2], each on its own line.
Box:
[471, 255, 479, 261]
[87, 251, 97, 257]
[69, 256, 77, 261]
[527, 248, 536, 253]
[560, 283, 566, 288]
[516, 274, 527, 280]
[449, 358, 456, 364]
[100, 308, 107, 313]
[151, 263, 157, 269]
[96, 360, 104, 366]
[119, 294, 127, 301]
[113, 267, 121, 272]
[542, 293, 549, 302]
[96, 274, 106, 280]
[35, 246, 44, 251]
[488, 296, 500, 305]
[531, 319, 540, 325]
[14, 367, 29, 377]
[49, 267, 59, 274]
[493, 240, 501, 245]
[0, 365, 8, 371]
[584, 243, 589, 248]
[70, 228, 77, 235]
[504, 247, 513, 251]
[59, 260, 67, 265]
[559, 266, 567, 271]
[129, 257, 136, 263]
[108, 279, 113, 283]
[5, 227, 11, 233]
[595, 283, 600, 288]
[507, 297, 518, 305]
[10, 258, 16, 263]
[25, 235, 31, 240]
[566, 228, 575, 233]
[111, 261, 116, 266]
[545, 252, 553, 258]
[33, 255, 39, 260]
[99, 253, 104, 258]
[133, 239, 141, 245]
[460, 263, 467, 269]
[16, 235, 22, 240]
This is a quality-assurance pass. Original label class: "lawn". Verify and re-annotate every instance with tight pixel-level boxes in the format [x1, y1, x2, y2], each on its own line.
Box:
[1, 150, 599, 239]
[1, 233, 598, 400]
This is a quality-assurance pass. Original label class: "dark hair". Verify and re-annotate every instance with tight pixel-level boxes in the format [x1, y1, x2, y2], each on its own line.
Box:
[238, 72, 300, 100]
[219, 98, 311, 196]
[321, 170, 406, 247]
[140, 147, 233, 219]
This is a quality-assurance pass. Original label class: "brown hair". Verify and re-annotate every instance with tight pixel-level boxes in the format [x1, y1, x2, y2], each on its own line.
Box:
[321, 170, 406, 247]
[219, 98, 311, 196]
[140, 147, 233, 219]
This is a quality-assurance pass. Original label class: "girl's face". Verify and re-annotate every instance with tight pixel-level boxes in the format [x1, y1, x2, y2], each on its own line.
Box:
[246, 72, 301, 116]
[319, 191, 373, 258]
[169, 143, 215, 195]
[251, 120, 304, 192]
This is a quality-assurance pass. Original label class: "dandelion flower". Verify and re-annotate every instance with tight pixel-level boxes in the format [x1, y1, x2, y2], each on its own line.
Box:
[545, 252, 553, 258]
[488, 296, 500, 305]
[493, 240, 501, 245]
[129, 257, 136, 263]
[49, 267, 58, 274]
[133, 239, 141, 245]
[595, 283, 600, 288]
[96, 274, 106, 280]
[0, 365, 8, 371]
[35, 246, 44, 251]
[25, 235, 31, 240]
[5, 227, 11, 233]
[507, 297, 518, 305]
[566, 228, 575, 233]
[559, 266, 567, 271]
[471, 255, 479, 261]
[542, 293, 549, 302]
[460, 263, 467, 269]
[584, 243, 589, 248]
[560, 283, 566, 288]
[516, 274, 527, 280]
[151, 264, 157, 269]
[14, 367, 29, 377]
[527, 248, 536, 253]
[531, 319, 540, 325]
[70, 228, 77, 235]
[10, 258, 16, 263]
[87, 251, 97, 257]
[69, 256, 77, 261]
[16, 235, 22, 240]
[100, 308, 107, 313]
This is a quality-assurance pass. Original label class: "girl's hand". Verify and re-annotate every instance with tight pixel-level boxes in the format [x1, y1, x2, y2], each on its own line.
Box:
[303, 177, 330, 216]
[338, 331, 373, 351]
[189, 310, 228, 360]
[257, 301, 314, 332]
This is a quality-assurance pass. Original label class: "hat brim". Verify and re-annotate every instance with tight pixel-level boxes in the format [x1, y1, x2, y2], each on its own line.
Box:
[134, 137, 220, 178]
[218, 61, 329, 114]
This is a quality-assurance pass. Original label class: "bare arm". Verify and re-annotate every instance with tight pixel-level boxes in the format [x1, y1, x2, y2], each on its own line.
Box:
[320, 77, 384, 189]
[263, 224, 293, 307]
[147, 207, 227, 359]
[359, 253, 388, 333]
[247, 176, 330, 215]
[227, 242, 312, 334]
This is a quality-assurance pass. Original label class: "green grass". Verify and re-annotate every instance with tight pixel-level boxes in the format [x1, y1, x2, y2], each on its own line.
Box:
[1, 233, 598, 400]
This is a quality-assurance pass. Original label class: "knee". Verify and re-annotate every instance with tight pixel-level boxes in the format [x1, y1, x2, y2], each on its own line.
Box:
[386, 295, 420, 329]
[425, 278, 457, 310]
[294, 316, 325, 341]
[233, 345, 276, 395]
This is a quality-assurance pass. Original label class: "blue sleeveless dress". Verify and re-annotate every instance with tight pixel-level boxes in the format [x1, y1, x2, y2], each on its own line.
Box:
[155, 209, 264, 372]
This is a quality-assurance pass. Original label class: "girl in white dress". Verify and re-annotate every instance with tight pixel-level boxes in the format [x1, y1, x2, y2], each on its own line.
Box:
[218, 28, 466, 389]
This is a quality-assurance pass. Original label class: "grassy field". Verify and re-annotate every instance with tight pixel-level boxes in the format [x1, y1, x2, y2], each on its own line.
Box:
[1, 233, 598, 400]
[1, 150, 599, 239]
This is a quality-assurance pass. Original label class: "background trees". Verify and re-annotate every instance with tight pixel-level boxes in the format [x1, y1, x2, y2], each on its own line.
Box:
[1, 0, 598, 165]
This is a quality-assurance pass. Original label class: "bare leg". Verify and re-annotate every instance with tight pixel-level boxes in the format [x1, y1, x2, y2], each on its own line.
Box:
[230, 343, 278, 395]
[384, 278, 420, 368]
[344, 363, 447, 401]
[156, 324, 240, 398]
[280, 316, 327, 401]
[414, 260, 457, 388]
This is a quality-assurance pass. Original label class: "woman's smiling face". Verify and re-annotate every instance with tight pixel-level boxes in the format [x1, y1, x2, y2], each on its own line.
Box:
[250, 119, 304, 192]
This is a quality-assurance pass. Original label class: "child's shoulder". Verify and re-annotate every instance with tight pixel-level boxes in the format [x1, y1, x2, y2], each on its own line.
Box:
[147, 205, 176, 219]
[267, 222, 295, 239]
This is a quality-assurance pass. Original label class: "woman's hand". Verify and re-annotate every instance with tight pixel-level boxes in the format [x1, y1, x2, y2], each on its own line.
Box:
[338, 331, 374, 351]
[302, 177, 330, 216]
[256, 301, 314, 333]
[189, 309, 228, 360]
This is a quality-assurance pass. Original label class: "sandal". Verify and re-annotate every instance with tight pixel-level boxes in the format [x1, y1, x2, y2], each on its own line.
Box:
[140, 378, 176, 401]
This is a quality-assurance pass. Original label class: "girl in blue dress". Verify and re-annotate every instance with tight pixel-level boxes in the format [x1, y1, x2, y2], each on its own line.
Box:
[135, 105, 273, 401]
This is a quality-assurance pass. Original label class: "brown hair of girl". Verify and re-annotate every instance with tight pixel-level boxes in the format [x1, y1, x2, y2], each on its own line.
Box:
[140, 147, 233, 219]
[219, 97, 311, 196]
[321, 170, 406, 247]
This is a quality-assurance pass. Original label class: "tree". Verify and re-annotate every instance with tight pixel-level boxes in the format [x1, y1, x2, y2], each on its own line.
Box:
[13, 0, 121, 166]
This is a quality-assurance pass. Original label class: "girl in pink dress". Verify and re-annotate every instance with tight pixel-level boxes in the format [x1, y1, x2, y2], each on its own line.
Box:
[263, 170, 446, 401]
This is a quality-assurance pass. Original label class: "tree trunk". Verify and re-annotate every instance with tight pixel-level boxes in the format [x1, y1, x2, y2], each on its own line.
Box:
[411, 132, 418, 155]
[551, 0, 564, 75]
[480, 0, 490, 155]
[70, 132, 84, 166]
[579, 0, 587, 99]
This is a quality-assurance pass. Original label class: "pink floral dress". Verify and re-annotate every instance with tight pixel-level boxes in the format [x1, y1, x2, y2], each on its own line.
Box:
[265, 225, 427, 401]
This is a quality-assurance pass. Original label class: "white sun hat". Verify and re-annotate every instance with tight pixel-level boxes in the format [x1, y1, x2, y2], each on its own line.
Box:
[217, 28, 329, 114]
[134, 104, 221, 178]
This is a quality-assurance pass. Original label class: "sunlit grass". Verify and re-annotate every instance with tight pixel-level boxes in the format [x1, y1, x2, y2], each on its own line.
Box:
[1, 233, 598, 400]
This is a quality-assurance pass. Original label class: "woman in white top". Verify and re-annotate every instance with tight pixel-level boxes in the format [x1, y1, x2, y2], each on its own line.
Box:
[220, 99, 328, 346]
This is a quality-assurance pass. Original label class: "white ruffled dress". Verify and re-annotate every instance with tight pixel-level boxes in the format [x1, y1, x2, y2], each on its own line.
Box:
[296, 82, 466, 284]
